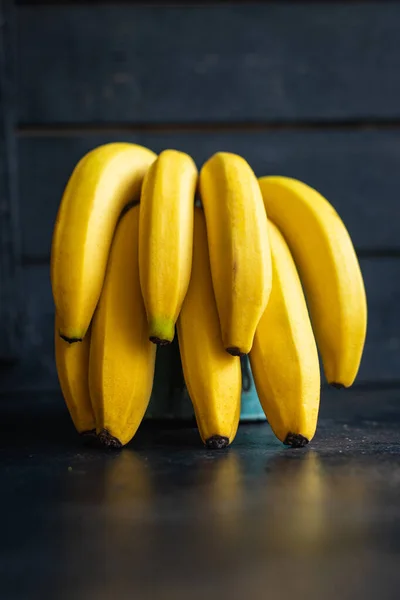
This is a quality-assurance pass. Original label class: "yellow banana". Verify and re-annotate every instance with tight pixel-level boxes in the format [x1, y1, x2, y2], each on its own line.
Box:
[139, 149, 197, 345]
[199, 152, 272, 356]
[177, 208, 241, 449]
[89, 205, 156, 448]
[51, 142, 156, 343]
[258, 176, 367, 387]
[54, 315, 95, 436]
[249, 221, 320, 447]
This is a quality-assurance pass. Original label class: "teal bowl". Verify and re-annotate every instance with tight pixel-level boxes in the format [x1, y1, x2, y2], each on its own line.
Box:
[144, 340, 266, 422]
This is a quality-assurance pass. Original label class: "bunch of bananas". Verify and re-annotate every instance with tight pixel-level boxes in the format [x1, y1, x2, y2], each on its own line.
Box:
[51, 143, 367, 450]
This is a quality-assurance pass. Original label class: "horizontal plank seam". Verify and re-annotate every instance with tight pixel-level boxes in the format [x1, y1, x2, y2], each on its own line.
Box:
[21, 251, 400, 267]
[15, 0, 400, 6]
[324, 381, 400, 392]
[357, 250, 400, 259]
[16, 118, 400, 137]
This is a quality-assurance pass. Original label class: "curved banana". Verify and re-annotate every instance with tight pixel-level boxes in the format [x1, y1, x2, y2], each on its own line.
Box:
[54, 315, 95, 436]
[199, 152, 272, 356]
[258, 176, 367, 387]
[139, 149, 197, 345]
[51, 142, 156, 343]
[89, 205, 156, 448]
[249, 221, 320, 447]
[177, 208, 242, 449]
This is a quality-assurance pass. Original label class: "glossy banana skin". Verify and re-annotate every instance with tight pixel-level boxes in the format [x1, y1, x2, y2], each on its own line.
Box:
[199, 152, 272, 356]
[258, 176, 367, 387]
[89, 205, 156, 448]
[177, 208, 242, 449]
[54, 315, 95, 435]
[249, 221, 321, 447]
[51, 142, 156, 343]
[139, 150, 197, 345]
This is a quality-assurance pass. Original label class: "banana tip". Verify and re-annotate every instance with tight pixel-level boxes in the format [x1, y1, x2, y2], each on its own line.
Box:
[205, 435, 230, 450]
[98, 429, 123, 450]
[284, 433, 309, 449]
[59, 333, 83, 344]
[330, 382, 346, 389]
[226, 346, 246, 357]
[149, 336, 172, 346]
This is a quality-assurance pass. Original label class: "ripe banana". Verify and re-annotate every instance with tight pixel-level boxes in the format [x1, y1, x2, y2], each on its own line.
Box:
[139, 149, 197, 345]
[258, 176, 367, 387]
[177, 208, 242, 449]
[54, 315, 95, 436]
[249, 221, 320, 447]
[89, 205, 156, 448]
[199, 152, 272, 356]
[51, 142, 156, 343]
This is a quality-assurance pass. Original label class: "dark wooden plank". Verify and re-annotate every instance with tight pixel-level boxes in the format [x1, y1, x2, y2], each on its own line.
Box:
[0, 257, 399, 392]
[0, 0, 21, 360]
[18, 129, 400, 261]
[17, 1, 395, 4]
[17, 3, 400, 124]
[0, 265, 56, 392]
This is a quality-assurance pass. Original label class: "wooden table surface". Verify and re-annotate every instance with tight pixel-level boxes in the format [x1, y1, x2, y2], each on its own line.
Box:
[1, 388, 399, 600]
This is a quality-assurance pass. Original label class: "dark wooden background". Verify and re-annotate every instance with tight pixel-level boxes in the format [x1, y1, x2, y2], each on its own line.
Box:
[1, 1, 399, 394]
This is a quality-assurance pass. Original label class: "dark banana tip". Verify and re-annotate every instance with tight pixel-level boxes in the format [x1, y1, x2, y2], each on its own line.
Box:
[205, 435, 230, 450]
[59, 334, 83, 344]
[330, 382, 345, 389]
[98, 429, 123, 450]
[284, 433, 309, 448]
[226, 346, 246, 357]
[149, 336, 171, 346]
